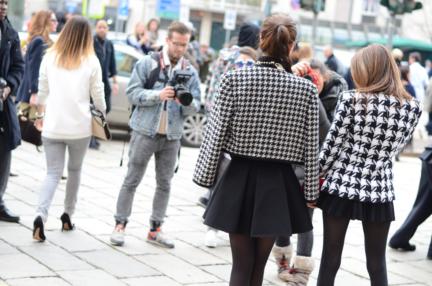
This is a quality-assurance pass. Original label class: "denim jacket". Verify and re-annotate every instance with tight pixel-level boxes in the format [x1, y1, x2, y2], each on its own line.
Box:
[126, 53, 201, 140]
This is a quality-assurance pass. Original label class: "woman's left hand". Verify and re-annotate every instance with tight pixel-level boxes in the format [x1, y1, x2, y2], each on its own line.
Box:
[306, 201, 317, 209]
[34, 118, 43, 131]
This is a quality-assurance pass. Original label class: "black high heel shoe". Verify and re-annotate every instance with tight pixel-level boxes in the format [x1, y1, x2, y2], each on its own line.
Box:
[60, 213, 74, 231]
[33, 216, 46, 242]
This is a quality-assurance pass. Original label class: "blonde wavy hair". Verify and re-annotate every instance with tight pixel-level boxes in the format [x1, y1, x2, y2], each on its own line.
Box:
[28, 10, 54, 45]
[50, 16, 94, 70]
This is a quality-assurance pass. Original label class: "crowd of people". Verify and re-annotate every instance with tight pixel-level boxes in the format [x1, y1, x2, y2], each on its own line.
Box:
[0, 0, 431, 285]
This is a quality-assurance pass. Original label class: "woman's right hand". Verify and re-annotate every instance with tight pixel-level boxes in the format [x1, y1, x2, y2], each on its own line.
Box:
[306, 201, 317, 209]
[292, 61, 310, 77]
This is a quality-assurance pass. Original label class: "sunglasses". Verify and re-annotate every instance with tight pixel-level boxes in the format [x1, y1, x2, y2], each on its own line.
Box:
[235, 60, 255, 69]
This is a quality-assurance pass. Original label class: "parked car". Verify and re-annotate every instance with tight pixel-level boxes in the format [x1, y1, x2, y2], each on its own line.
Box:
[108, 44, 206, 147]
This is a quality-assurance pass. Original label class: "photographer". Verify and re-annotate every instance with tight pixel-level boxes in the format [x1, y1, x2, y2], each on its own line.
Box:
[110, 21, 201, 248]
[0, 0, 25, 223]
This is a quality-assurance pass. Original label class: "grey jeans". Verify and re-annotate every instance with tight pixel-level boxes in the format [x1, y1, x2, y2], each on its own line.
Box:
[36, 136, 91, 222]
[0, 133, 11, 209]
[114, 132, 180, 225]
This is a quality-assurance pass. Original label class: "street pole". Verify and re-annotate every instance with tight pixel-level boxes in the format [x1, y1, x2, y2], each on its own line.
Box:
[225, 30, 231, 48]
[312, 11, 318, 48]
[347, 0, 354, 41]
[387, 12, 396, 49]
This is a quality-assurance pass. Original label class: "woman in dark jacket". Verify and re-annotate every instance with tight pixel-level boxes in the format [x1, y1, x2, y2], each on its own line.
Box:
[16, 10, 57, 110]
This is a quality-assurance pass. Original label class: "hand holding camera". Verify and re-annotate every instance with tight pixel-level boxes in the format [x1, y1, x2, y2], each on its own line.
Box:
[159, 86, 175, 101]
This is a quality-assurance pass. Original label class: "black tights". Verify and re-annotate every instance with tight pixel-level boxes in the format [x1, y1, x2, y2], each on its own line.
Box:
[229, 233, 275, 286]
[317, 214, 390, 286]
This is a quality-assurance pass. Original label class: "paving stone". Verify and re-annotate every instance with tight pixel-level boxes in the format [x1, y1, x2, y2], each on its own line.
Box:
[167, 241, 226, 266]
[46, 230, 109, 252]
[0, 254, 54, 279]
[20, 244, 93, 271]
[6, 277, 71, 286]
[76, 249, 159, 278]
[97, 235, 165, 256]
[0, 226, 37, 247]
[136, 254, 221, 284]
[388, 261, 432, 285]
[0, 241, 19, 255]
[58, 270, 126, 286]
[122, 276, 181, 286]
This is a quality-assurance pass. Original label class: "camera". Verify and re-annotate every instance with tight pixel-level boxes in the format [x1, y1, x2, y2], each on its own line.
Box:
[0, 78, 7, 112]
[169, 70, 193, 106]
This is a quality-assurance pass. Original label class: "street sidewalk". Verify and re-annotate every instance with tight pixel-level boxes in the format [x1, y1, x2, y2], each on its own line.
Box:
[0, 140, 431, 286]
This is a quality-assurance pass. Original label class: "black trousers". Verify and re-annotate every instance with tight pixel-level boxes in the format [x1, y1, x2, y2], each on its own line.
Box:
[0, 132, 11, 209]
[390, 150, 432, 256]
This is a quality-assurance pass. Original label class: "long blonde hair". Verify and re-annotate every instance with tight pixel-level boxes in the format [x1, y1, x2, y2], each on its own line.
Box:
[28, 10, 53, 45]
[50, 16, 94, 69]
[351, 44, 411, 102]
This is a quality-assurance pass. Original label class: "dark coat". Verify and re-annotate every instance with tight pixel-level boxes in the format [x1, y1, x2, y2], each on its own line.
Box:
[325, 54, 339, 74]
[320, 71, 348, 123]
[0, 19, 25, 151]
[94, 35, 116, 112]
[16, 36, 46, 103]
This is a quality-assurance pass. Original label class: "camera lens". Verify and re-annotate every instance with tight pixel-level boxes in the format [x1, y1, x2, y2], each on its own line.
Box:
[176, 88, 193, 106]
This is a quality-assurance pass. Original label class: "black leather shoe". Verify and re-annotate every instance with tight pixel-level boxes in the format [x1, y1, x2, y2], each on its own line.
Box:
[33, 216, 46, 242]
[388, 241, 416, 251]
[0, 208, 20, 223]
[60, 213, 74, 231]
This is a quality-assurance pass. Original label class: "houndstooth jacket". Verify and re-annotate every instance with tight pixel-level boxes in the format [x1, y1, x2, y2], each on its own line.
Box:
[320, 91, 421, 203]
[193, 63, 320, 201]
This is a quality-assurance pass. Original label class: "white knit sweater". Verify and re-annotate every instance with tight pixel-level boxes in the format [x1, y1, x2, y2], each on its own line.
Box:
[37, 52, 106, 139]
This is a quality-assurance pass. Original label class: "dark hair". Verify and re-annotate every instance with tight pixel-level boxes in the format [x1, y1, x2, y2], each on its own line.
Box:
[400, 65, 410, 82]
[409, 52, 421, 62]
[167, 21, 190, 38]
[260, 13, 297, 69]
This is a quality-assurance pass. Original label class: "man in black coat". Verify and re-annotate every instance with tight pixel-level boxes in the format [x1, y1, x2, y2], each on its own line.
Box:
[0, 0, 25, 223]
[94, 19, 117, 114]
[389, 146, 432, 259]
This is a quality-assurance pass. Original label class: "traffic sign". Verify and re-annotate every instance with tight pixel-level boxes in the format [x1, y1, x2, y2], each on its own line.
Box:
[224, 10, 237, 31]
[118, 0, 129, 20]
[157, 0, 180, 20]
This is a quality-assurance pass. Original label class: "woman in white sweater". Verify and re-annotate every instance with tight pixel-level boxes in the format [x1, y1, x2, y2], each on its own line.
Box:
[32, 16, 106, 242]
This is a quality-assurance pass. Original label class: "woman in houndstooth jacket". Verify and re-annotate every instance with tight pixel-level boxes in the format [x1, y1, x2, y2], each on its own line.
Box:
[193, 14, 320, 286]
[316, 44, 422, 286]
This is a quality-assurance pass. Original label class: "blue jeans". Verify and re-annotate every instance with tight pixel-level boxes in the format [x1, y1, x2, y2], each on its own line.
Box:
[114, 132, 180, 225]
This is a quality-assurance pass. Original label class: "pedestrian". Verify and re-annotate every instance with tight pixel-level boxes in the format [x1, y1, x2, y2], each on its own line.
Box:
[316, 44, 422, 286]
[193, 13, 319, 286]
[203, 46, 258, 249]
[147, 18, 161, 51]
[409, 52, 428, 102]
[388, 145, 432, 260]
[110, 21, 201, 248]
[400, 65, 416, 98]
[425, 78, 432, 135]
[90, 19, 118, 150]
[126, 22, 152, 54]
[196, 22, 260, 248]
[272, 59, 347, 285]
[32, 16, 106, 242]
[323, 45, 345, 76]
[16, 10, 57, 117]
[0, 0, 25, 223]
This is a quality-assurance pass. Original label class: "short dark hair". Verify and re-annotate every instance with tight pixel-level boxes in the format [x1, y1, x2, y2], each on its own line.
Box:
[409, 52, 421, 62]
[167, 21, 190, 38]
[400, 65, 410, 82]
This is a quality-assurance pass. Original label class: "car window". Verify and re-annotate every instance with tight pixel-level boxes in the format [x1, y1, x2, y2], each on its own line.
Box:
[115, 50, 138, 77]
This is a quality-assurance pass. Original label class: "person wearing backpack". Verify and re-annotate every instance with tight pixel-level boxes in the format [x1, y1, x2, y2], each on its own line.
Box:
[110, 21, 201, 248]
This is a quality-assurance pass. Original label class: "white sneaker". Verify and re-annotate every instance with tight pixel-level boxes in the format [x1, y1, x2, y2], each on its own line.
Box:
[204, 229, 218, 248]
[110, 225, 125, 246]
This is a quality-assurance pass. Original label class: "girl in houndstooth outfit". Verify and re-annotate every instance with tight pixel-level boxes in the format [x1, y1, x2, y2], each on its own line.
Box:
[316, 44, 422, 286]
[193, 14, 320, 286]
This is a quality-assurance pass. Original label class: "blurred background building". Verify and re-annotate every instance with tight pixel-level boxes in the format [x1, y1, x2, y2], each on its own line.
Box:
[8, 0, 432, 51]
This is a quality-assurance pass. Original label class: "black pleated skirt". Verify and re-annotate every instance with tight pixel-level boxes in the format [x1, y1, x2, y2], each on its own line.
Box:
[203, 156, 313, 237]
[317, 192, 395, 222]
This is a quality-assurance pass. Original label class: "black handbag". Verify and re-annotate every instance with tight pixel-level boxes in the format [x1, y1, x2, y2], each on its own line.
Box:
[91, 105, 111, 140]
[17, 103, 42, 146]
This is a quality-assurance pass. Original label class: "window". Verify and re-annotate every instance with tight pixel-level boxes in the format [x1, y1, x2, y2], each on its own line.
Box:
[115, 50, 138, 77]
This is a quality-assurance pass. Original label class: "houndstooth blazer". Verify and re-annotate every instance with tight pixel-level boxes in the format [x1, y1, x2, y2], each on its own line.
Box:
[193, 63, 320, 201]
[320, 91, 421, 203]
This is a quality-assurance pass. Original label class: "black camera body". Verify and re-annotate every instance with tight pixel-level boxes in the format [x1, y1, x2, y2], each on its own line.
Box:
[0, 77, 7, 112]
[169, 70, 193, 106]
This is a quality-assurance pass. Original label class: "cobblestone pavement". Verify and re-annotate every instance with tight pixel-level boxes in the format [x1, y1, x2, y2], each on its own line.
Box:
[0, 139, 431, 286]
